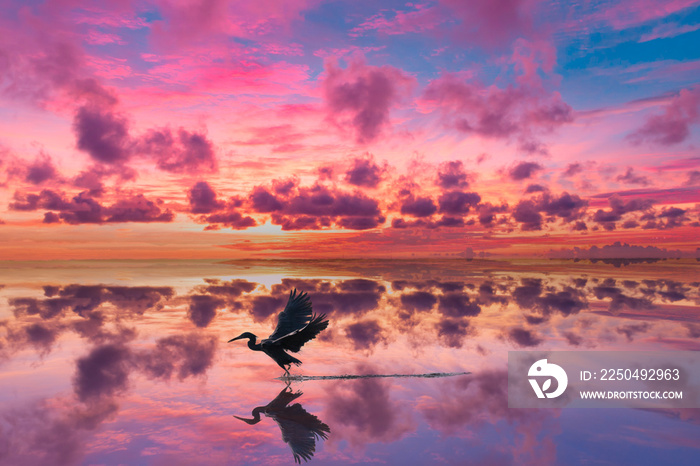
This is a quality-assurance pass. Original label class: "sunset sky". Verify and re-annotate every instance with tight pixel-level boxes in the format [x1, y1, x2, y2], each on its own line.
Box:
[1, 0, 699, 259]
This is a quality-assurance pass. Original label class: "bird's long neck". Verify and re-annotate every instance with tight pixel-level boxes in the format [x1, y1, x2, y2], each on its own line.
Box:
[246, 335, 263, 351]
[251, 406, 264, 420]
[235, 407, 264, 425]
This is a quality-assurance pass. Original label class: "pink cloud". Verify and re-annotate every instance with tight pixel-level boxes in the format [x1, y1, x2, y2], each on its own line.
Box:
[352, 0, 543, 50]
[149, 0, 319, 50]
[351, 3, 450, 37]
[235, 124, 307, 150]
[324, 56, 415, 143]
[628, 87, 700, 145]
[0, 3, 124, 109]
[639, 22, 700, 42]
[684, 171, 700, 186]
[562, 162, 583, 177]
[71, 7, 149, 29]
[423, 70, 573, 153]
[72, 164, 137, 196]
[595, 0, 700, 30]
[441, 0, 541, 49]
[143, 52, 312, 96]
[84, 30, 126, 45]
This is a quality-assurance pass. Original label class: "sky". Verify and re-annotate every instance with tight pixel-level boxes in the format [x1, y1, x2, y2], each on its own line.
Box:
[0, 0, 699, 259]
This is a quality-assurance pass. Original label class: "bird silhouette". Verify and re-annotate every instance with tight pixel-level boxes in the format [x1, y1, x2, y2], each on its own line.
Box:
[234, 386, 330, 463]
[228, 289, 329, 376]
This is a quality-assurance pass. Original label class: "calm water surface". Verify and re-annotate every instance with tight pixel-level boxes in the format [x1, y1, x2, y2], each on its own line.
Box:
[1, 259, 699, 465]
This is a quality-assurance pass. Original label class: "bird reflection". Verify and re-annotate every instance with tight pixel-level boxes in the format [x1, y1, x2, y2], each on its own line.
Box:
[235, 386, 330, 463]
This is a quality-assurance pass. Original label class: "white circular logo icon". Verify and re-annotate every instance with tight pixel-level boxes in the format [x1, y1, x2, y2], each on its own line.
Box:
[528, 358, 568, 398]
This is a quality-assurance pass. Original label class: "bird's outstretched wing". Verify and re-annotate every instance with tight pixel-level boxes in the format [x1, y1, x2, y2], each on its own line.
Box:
[267, 387, 303, 411]
[273, 404, 330, 463]
[267, 289, 314, 341]
[273, 314, 329, 353]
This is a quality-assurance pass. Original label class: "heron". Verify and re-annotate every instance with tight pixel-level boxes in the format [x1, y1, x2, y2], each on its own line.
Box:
[228, 289, 329, 377]
[234, 386, 330, 463]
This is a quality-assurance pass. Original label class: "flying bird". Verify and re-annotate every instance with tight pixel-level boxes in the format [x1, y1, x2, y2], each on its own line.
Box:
[228, 289, 329, 376]
[235, 386, 330, 463]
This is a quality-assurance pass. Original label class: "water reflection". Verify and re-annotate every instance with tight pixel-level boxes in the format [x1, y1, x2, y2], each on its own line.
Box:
[1, 259, 699, 464]
[235, 387, 330, 464]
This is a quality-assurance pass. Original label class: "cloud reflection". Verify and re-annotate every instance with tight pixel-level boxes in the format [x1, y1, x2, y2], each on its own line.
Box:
[0, 261, 699, 464]
[324, 369, 414, 446]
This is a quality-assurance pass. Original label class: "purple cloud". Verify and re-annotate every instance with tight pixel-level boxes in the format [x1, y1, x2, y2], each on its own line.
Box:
[258, 182, 386, 231]
[423, 71, 572, 152]
[438, 191, 481, 215]
[509, 161, 543, 180]
[563, 162, 583, 177]
[507, 327, 542, 347]
[188, 295, 225, 328]
[189, 181, 225, 214]
[73, 105, 130, 164]
[137, 128, 217, 174]
[344, 154, 386, 188]
[628, 87, 700, 145]
[25, 153, 59, 184]
[345, 320, 386, 350]
[400, 196, 437, 217]
[73, 343, 132, 401]
[324, 56, 414, 143]
[400, 291, 438, 312]
[512, 200, 543, 230]
[616, 167, 650, 186]
[436, 160, 470, 189]
[525, 183, 547, 193]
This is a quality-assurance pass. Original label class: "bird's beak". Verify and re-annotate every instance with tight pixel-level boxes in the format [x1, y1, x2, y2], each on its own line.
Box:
[228, 335, 244, 343]
[233, 415, 260, 425]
